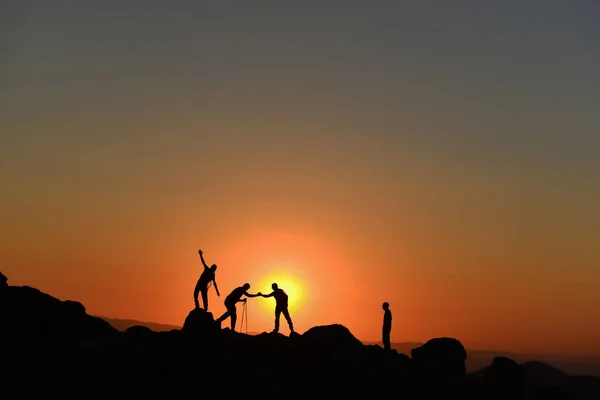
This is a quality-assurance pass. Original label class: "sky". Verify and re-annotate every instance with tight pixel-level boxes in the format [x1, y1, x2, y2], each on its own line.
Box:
[1, 1, 599, 356]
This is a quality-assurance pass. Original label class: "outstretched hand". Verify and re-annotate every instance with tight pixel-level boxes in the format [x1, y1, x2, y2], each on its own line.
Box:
[198, 249, 203, 255]
[257, 292, 262, 296]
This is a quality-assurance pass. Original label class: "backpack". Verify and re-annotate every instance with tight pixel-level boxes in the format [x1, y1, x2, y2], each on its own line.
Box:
[276, 289, 288, 304]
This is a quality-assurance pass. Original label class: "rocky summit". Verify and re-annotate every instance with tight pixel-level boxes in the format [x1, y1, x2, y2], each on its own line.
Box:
[1, 273, 598, 399]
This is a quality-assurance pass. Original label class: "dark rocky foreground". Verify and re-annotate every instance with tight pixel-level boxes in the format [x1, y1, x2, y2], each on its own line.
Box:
[1, 274, 598, 399]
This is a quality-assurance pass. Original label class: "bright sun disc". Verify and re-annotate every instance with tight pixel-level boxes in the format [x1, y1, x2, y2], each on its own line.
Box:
[255, 269, 306, 313]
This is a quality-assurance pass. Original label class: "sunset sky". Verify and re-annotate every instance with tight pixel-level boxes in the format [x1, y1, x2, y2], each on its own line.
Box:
[1, 1, 599, 356]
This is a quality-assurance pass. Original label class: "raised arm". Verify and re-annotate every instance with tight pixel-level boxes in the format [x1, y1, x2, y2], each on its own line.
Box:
[198, 249, 209, 269]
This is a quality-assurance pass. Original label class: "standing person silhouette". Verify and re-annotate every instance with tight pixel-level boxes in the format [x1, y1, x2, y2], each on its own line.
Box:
[260, 283, 294, 334]
[382, 302, 392, 350]
[194, 249, 220, 310]
[215, 283, 261, 330]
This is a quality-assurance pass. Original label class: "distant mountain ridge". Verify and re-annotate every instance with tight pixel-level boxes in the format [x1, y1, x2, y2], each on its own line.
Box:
[96, 316, 181, 332]
[97, 316, 267, 335]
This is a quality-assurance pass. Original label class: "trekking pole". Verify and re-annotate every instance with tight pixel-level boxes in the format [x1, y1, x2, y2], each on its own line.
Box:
[239, 300, 246, 333]
[245, 300, 248, 334]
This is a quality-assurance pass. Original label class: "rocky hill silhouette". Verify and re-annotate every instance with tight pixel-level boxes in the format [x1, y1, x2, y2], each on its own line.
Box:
[1, 274, 598, 399]
[365, 341, 600, 376]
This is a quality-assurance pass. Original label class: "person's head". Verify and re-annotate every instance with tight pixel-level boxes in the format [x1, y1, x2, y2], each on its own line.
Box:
[210, 264, 217, 272]
[382, 302, 389, 310]
[242, 283, 250, 290]
[271, 283, 278, 290]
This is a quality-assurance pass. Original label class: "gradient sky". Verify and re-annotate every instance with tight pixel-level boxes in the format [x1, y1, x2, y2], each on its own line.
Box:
[1, 1, 599, 356]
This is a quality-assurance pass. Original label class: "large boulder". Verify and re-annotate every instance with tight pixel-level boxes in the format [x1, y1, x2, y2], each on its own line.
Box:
[411, 337, 467, 382]
[301, 324, 363, 357]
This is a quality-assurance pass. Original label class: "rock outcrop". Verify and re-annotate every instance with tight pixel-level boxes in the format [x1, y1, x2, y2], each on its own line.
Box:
[1, 273, 597, 399]
[182, 307, 219, 336]
[1, 285, 117, 349]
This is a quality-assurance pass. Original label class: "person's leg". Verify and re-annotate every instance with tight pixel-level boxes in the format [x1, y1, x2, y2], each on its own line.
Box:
[230, 306, 238, 331]
[282, 307, 294, 332]
[216, 309, 230, 324]
[194, 280, 201, 308]
[217, 302, 235, 325]
[201, 288, 209, 310]
[274, 306, 281, 332]
[383, 328, 391, 350]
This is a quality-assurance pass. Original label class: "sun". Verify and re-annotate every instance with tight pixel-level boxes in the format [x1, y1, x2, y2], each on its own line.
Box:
[254, 268, 307, 313]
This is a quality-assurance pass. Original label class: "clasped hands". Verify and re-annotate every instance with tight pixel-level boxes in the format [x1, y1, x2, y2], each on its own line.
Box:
[242, 292, 262, 302]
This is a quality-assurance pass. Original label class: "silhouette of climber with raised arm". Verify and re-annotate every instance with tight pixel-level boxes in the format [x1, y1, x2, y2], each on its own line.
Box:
[194, 249, 220, 310]
[382, 302, 392, 350]
[215, 283, 261, 330]
[260, 283, 294, 334]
